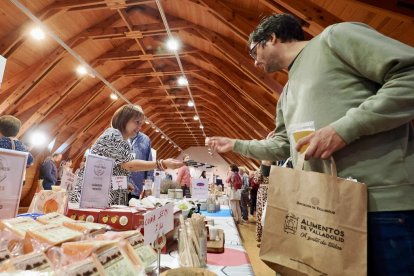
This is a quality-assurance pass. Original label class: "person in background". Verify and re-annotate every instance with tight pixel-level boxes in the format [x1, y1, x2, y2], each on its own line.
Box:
[239, 166, 250, 223]
[226, 164, 242, 224]
[40, 153, 62, 190]
[74, 156, 86, 176]
[129, 131, 154, 201]
[58, 159, 73, 180]
[249, 170, 258, 216]
[208, 13, 414, 274]
[69, 104, 183, 205]
[254, 161, 270, 247]
[177, 154, 192, 196]
[200, 170, 207, 179]
[0, 115, 33, 166]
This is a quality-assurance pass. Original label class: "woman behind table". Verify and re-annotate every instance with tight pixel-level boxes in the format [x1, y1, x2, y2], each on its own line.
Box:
[69, 104, 183, 205]
[226, 164, 242, 224]
[176, 154, 191, 196]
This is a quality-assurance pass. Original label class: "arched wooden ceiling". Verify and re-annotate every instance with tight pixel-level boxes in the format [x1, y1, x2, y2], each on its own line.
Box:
[1, 0, 413, 171]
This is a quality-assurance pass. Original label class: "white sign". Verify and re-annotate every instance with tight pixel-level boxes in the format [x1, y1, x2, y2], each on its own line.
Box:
[0, 149, 28, 219]
[0, 56, 6, 88]
[144, 179, 152, 191]
[143, 203, 174, 245]
[80, 154, 114, 208]
[191, 178, 208, 200]
[60, 170, 77, 191]
[112, 176, 128, 190]
[153, 176, 161, 198]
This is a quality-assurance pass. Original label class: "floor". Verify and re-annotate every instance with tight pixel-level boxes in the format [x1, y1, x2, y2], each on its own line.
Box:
[237, 215, 275, 276]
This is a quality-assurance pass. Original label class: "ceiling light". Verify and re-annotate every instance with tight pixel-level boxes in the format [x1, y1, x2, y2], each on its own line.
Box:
[145, 120, 150, 124]
[161, 135, 165, 139]
[169, 141, 172, 144]
[193, 115, 199, 121]
[30, 27, 45, 40]
[110, 93, 118, 100]
[178, 149, 181, 151]
[200, 125, 204, 129]
[166, 37, 180, 51]
[155, 129, 160, 133]
[152, 125, 155, 129]
[76, 65, 88, 76]
[187, 100, 194, 107]
[30, 131, 48, 147]
[177, 76, 188, 86]
[174, 145, 177, 148]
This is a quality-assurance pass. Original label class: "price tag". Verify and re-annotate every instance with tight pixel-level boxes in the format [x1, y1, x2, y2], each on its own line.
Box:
[143, 203, 174, 245]
[80, 154, 114, 209]
[60, 170, 77, 191]
[191, 178, 208, 200]
[153, 176, 161, 198]
[112, 176, 128, 189]
[0, 149, 28, 219]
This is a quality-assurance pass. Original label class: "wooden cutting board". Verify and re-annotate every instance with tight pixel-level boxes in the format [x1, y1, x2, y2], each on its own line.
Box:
[207, 229, 225, 253]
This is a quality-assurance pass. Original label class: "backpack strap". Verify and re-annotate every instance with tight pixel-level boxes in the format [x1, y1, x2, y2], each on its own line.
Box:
[9, 138, 16, 150]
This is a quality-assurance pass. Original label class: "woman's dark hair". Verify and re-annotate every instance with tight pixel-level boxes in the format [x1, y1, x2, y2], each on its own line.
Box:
[249, 13, 305, 45]
[111, 104, 144, 134]
[200, 171, 206, 177]
[230, 164, 239, 172]
[0, 115, 21, 137]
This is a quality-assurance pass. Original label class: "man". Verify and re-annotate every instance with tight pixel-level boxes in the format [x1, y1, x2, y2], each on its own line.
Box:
[239, 167, 250, 222]
[40, 153, 62, 190]
[129, 132, 154, 200]
[208, 14, 414, 274]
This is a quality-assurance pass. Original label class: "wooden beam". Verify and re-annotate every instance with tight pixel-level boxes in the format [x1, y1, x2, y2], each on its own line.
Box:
[96, 49, 199, 62]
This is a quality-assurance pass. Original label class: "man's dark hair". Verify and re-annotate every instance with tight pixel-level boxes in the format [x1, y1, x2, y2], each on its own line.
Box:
[52, 153, 61, 158]
[249, 13, 305, 45]
[0, 115, 21, 137]
[230, 164, 239, 172]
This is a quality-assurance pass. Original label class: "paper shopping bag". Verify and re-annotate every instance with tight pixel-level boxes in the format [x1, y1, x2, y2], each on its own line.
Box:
[260, 157, 367, 276]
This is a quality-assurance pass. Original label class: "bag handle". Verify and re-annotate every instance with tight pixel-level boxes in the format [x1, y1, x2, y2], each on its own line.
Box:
[9, 137, 16, 151]
[295, 153, 338, 178]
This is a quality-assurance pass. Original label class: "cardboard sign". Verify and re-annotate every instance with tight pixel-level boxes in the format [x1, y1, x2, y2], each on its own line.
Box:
[60, 170, 77, 191]
[153, 176, 161, 198]
[143, 203, 174, 245]
[0, 149, 28, 219]
[80, 154, 114, 208]
[112, 176, 128, 189]
[191, 178, 208, 200]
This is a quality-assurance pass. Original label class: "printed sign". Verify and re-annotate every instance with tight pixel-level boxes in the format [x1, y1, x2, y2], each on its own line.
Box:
[60, 170, 77, 191]
[0, 55, 6, 88]
[112, 176, 128, 190]
[0, 149, 28, 219]
[143, 203, 174, 245]
[153, 176, 161, 198]
[80, 154, 114, 208]
[191, 178, 208, 200]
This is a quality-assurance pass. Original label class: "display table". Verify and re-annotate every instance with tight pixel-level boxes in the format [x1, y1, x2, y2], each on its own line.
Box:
[159, 206, 254, 275]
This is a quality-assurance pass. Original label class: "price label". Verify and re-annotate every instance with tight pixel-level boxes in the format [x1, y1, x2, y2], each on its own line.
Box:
[61, 170, 77, 191]
[112, 176, 128, 189]
[192, 178, 208, 200]
[143, 203, 174, 245]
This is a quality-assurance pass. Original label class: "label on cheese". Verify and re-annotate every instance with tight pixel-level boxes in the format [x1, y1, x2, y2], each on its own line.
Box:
[29, 224, 82, 244]
[96, 246, 135, 276]
[37, 212, 73, 225]
[11, 252, 52, 272]
[61, 257, 100, 276]
[63, 220, 107, 232]
[2, 217, 42, 237]
[126, 232, 144, 249]
[134, 245, 157, 267]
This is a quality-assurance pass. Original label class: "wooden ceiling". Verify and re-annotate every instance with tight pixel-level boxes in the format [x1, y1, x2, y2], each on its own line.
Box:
[1, 0, 413, 171]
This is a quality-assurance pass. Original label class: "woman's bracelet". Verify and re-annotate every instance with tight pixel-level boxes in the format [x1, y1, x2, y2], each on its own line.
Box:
[156, 159, 166, 170]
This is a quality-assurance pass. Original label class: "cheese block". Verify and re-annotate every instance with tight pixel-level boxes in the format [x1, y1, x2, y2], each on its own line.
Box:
[1, 251, 53, 272]
[0, 217, 43, 237]
[0, 248, 11, 265]
[62, 220, 108, 233]
[121, 231, 156, 268]
[61, 240, 117, 263]
[59, 257, 101, 276]
[37, 212, 73, 225]
[24, 223, 83, 253]
[93, 245, 138, 276]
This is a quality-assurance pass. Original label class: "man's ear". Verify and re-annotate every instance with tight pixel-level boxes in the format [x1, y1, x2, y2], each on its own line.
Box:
[270, 33, 278, 45]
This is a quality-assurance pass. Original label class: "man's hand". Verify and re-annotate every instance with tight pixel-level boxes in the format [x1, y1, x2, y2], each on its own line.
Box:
[295, 125, 346, 160]
[207, 137, 236, 153]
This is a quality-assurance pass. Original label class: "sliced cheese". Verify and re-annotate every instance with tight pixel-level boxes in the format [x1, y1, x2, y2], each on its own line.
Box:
[0, 217, 43, 237]
[61, 240, 117, 262]
[59, 257, 101, 276]
[62, 220, 108, 233]
[36, 212, 73, 225]
[93, 245, 137, 276]
[5, 251, 53, 272]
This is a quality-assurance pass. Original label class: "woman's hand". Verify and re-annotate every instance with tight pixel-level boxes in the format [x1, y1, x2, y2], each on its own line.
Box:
[162, 159, 184, 169]
[127, 183, 135, 193]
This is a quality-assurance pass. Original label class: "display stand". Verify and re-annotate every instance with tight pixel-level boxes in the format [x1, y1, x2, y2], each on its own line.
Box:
[151, 234, 169, 276]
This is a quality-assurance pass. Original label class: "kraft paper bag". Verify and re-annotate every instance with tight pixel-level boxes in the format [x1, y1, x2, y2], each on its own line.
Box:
[260, 156, 367, 276]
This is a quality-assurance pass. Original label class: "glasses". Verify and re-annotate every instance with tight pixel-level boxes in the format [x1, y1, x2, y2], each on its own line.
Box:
[249, 40, 263, 60]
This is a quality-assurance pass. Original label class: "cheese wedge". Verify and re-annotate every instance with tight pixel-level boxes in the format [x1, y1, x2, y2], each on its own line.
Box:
[0, 217, 43, 237]
[62, 220, 108, 233]
[0, 251, 53, 272]
[59, 257, 102, 276]
[36, 212, 73, 225]
[93, 245, 138, 276]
